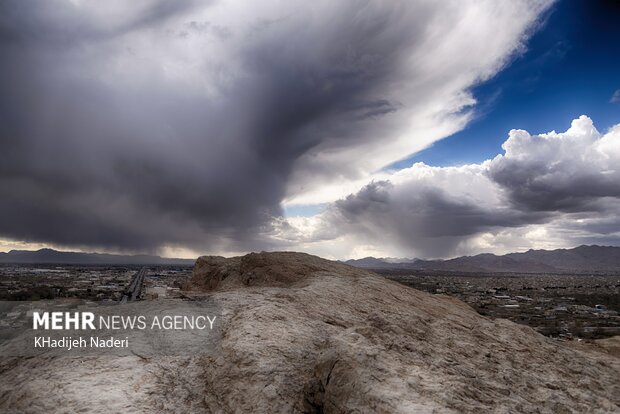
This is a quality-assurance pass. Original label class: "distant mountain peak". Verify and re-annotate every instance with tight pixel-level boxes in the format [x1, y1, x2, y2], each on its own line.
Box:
[0, 248, 194, 265]
[345, 245, 620, 273]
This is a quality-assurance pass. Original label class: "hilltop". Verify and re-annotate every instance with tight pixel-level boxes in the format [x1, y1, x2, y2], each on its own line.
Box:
[187, 251, 620, 412]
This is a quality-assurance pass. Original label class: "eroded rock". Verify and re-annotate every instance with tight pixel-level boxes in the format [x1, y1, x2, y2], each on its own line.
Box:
[188, 252, 620, 413]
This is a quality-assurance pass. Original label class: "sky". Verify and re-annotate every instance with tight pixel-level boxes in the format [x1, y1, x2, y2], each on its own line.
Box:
[0, 0, 619, 260]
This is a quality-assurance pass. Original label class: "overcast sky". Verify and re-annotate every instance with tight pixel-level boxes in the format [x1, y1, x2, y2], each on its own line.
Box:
[1, 0, 619, 259]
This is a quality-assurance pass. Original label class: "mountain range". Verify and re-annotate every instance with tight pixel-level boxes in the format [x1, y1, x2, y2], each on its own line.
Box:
[0, 248, 194, 265]
[2, 245, 619, 271]
[345, 245, 620, 273]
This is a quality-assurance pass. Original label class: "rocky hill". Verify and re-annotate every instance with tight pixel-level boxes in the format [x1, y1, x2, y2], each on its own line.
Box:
[346, 245, 620, 273]
[188, 252, 620, 412]
[1, 251, 618, 413]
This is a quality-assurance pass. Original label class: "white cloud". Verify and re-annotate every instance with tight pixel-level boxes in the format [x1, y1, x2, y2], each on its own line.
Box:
[283, 0, 555, 205]
[275, 116, 620, 259]
[488, 115, 620, 212]
[610, 89, 620, 103]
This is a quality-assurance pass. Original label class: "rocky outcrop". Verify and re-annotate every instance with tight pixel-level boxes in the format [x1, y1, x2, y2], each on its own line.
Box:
[189, 251, 360, 291]
[190, 252, 620, 413]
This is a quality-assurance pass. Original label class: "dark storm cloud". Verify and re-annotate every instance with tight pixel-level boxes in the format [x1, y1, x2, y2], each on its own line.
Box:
[489, 163, 620, 212]
[334, 181, 529, 238]
[0, 0, 281, 252]
[0, 0, 552, 253]
[324, 177, 549, 258]
[0, 0, 202, 46]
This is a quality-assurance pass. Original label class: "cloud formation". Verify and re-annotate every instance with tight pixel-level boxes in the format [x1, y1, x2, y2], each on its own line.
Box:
[0, 0, 552, 254]
[488, 116, 620, 212]
[278, 116, 620, 258]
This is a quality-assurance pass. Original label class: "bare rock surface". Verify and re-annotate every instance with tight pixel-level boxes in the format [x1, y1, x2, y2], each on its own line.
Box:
[190, 251, 357, 291]
[0, 300, 217, 414]
[191, 252, 620, 413]
[0, 353, 210, 413]
[594, 336, 620, 358]
[1, 251, 619, 413]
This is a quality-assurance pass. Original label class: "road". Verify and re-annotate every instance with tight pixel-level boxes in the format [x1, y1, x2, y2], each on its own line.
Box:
[119, 267, 147, 304]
